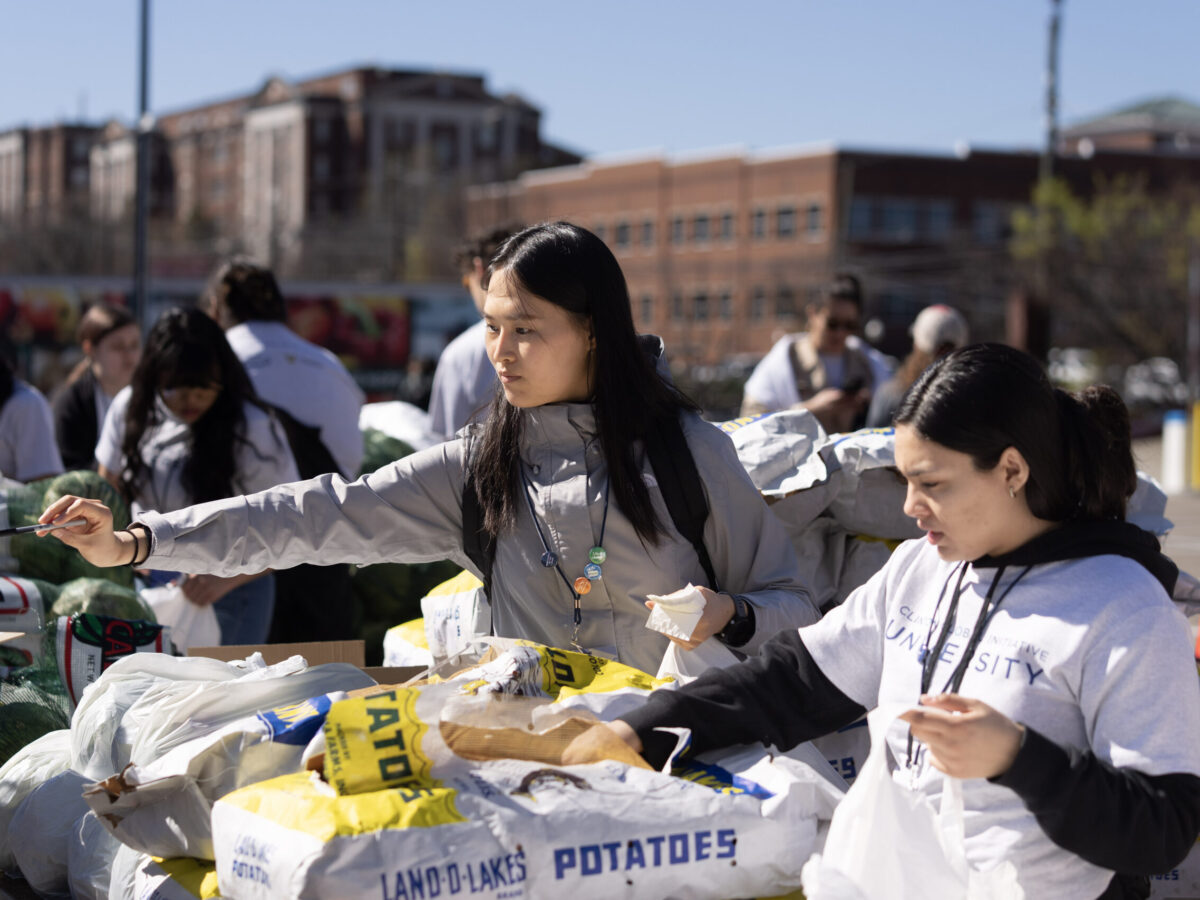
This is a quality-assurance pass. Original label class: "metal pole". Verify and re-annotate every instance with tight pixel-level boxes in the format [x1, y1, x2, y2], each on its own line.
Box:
[1039, 0, 1062, 184]
[132, 0, 151, 331]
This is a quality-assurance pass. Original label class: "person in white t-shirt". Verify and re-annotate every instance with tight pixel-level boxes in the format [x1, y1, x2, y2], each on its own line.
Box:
[95, 307, 298, 644]
[427, 226, 518, 441]
[203, 259, 364, 479]
[568, 343, 1200, 900]
[202, 259, 366, 644]
[0, 357, 64, 482]
[740, 273, 891, 434]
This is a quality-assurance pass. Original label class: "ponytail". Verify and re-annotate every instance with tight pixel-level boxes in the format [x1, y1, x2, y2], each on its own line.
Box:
[1052, 386, 1136, 521]
[897, 343, 1137, 525]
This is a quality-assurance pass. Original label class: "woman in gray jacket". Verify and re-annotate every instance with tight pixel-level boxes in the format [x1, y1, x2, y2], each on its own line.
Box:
[41, 222, 819, 674]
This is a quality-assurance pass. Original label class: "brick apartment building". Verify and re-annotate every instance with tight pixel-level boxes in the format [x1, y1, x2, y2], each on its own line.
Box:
[467, 97, 1200, 367]
[0, 123, 97, 225]
[2, 65, 580, 280]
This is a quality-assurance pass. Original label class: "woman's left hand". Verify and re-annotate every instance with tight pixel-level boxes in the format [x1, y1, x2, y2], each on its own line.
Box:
[899, 693, 1024, 779]
[180, 573, 258, 608]
[645, 586, 734, 650]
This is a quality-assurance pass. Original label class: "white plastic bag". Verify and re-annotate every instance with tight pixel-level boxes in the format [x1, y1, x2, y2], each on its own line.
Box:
[66, 810, 124, 900]
[0, 728, 71, 871]
[420, 570, 490, 662]
[7, 768, 90, 895]
[801, 705, 1022, 899]
[140, 582, 221, 652]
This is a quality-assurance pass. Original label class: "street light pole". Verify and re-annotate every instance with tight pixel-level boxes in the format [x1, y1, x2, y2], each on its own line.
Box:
[1039, 0, 1062, 184]
[132, 0, 151, 331]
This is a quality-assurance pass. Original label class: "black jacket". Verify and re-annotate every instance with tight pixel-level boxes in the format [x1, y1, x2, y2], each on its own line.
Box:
[52, 369, 101, 471]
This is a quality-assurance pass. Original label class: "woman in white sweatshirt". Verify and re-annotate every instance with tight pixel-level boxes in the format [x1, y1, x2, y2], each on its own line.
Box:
[566, 342, 1200, 900]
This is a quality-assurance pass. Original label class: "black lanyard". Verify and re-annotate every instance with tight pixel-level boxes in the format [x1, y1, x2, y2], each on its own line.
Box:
[518, 464, 610, 646]
[905, 561, 1034, 768]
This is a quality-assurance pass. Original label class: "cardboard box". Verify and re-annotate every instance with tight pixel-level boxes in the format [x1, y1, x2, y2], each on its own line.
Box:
[187, 641, 426, 685]
[188, 640, 366, 667]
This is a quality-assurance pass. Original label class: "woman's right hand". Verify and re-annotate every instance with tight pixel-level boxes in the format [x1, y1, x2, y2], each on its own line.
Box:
[560, 720, 646, 767]
[37, 494, 134, 568]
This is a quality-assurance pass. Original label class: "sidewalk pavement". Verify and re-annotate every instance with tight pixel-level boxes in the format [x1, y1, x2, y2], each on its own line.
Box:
[1134, 436, 1200, 579]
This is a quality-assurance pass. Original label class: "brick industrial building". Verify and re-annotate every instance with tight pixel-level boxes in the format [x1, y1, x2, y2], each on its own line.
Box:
[466, 98, 1200, 366]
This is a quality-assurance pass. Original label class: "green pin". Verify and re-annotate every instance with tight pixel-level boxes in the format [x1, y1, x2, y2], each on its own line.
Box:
[588, 546, 607, 565]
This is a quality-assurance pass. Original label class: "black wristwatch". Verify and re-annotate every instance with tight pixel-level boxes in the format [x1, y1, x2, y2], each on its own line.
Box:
[716, 594, 755, 647]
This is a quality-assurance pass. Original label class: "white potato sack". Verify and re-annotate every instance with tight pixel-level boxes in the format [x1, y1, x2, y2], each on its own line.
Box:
[213, 756, 818, 900]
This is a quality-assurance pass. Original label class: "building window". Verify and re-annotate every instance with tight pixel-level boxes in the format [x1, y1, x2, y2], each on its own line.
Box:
[806, 203, 823, 236]
[848, 197, 874, 239]
[313, 118, 332, 143]
[923, 200, 953, 241]
[751, 207, 766, 239]
[640, 294, 654, 324]
[593, 222, 606, 242]
[775, 285, 796, 319]
[641, 219, 655, 247]
[692, 214, 709, 242]
[972, 202, 1008, 245]
[720, 212, 734, 241]
[850, 195, 953, 243]
[694, 291, 709, 321]
[615, 220, 631, 248]
[750, 286, 767, 320]
[671, 291, 684, 320]
[719, 290, 733, 320]
[776, 205, 796, 238]
[312, 154, 329, 181]
[671, 216, 685, 244]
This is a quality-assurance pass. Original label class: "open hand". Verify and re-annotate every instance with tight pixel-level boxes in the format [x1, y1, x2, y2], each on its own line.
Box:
[560, 720, 647, 768]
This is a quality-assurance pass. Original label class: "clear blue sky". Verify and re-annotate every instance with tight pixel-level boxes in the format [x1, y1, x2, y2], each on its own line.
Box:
[2, 0, 1196, 158]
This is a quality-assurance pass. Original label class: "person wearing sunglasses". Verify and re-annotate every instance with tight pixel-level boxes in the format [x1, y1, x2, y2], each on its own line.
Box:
[740, 272, 889, 433]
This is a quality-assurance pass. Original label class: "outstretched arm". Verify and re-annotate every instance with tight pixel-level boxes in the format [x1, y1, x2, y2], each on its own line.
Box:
[38, 494, 142, 567]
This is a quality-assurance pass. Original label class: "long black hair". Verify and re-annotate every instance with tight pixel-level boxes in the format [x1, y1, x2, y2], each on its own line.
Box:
[471, 222, 699, 543]
[119, 306, 267, 505]
[894, 342, 1136, 521]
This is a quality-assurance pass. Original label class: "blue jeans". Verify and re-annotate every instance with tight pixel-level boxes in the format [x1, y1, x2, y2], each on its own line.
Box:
[213, 574, 276, 646]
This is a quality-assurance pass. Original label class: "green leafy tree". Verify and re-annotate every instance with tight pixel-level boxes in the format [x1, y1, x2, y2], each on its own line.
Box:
[1010, 175, 1200, 363]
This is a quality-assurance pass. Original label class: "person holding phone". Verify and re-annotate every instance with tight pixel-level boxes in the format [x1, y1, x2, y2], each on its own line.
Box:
[740, 272, 888, 433]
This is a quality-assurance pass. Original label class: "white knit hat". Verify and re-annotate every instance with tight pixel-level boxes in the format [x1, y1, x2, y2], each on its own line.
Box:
[911, 305, 968, 354]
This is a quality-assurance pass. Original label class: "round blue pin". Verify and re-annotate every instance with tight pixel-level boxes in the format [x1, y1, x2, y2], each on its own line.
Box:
[584, 562, 602, 580]
[540, 551, 558, 568]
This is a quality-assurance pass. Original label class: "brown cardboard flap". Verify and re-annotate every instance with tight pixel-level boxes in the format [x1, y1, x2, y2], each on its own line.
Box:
[359, 665, 427, 684]
[188, 640, 365, 668]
